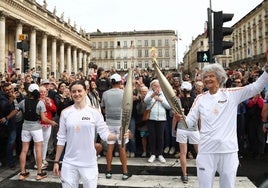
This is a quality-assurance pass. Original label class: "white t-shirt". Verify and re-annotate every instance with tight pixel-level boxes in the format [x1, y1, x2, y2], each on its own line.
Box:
[57, 105, 110, 167]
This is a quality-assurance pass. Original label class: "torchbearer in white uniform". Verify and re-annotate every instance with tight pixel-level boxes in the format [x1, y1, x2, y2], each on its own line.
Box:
[174, 61, 268, 188]
[53, 80, 130, 188]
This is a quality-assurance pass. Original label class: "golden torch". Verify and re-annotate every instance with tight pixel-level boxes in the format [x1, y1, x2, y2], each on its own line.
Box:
[150, 47, 188, 128]
[120, 69, 133, 147]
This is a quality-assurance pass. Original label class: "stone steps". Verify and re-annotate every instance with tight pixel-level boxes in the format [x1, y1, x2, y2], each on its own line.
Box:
[7, 157, 256, 188]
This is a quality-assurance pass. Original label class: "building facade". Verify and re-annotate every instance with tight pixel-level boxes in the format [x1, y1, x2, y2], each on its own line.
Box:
[0, 0, 91, 79]
[90, 30, 177, 72]
[231, 0, 268, 69]
[183, 0, 268, 76]
[182, 34, 209, 76]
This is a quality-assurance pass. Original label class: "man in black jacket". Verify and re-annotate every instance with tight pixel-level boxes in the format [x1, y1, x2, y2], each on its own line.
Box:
[0, 82, 18, 169]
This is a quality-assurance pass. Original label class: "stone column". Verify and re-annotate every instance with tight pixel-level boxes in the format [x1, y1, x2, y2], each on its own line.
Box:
[83, 52, 87, 76]
[0, 12, 6, 74]
[15, 21, 23, 74]
[87, 53, 91, 75]
[41, 32, 47, 79]
[59, 41, 64, 74]
[73, 47, 77, 74]
[29, 27, 36, 69]
[51, 37, 57, 78]
[66, 45, 71, 75]
[78, 50, 83, 70]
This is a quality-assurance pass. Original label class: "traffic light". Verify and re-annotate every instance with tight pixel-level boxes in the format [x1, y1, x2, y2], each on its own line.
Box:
[213, 11, 234, 55]
[17, 41, 29, 51]
[197, 51, 210, 62]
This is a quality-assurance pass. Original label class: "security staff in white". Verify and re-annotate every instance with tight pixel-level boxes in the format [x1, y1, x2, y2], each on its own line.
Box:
[174, 62, 268, 188]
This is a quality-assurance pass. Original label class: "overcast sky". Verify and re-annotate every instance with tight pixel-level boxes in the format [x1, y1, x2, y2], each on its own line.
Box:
[37, 0, 263, 62]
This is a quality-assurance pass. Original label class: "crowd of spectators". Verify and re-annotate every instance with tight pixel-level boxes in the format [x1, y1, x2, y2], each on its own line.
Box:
[0, 61, 267, 173]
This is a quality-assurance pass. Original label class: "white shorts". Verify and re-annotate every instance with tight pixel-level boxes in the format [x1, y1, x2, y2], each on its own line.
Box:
[61, 162, 98, 188]
[106, 126, 129, 145]
[176, 129, 200, 144]
[21, 129, 43, 142]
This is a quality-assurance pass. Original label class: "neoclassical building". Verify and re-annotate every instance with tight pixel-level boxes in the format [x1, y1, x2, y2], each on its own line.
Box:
[0, 0, 91, 79]
[90, 30, 177, 72]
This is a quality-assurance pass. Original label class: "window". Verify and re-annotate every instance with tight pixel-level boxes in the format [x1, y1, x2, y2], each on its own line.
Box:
[117, 41, 121, 47]
[138, 49, 142, 57]
[158, 49, 162, 57]
[158, 39, 162, 46]
[165, 39, 169, 46]
[105, 51, 108, 59]
[144, 49, 149, 57]
[110, 51, 113, 58]
[158, 61, 162, 68]
[124, 61, 128, 69]
[165, 61, 169, 68]
[92, 52, 96, 58]
[98, 51, 101, 58]
[151, 40, 155, 46]
[124, 41, 127, 47]
[92, 42, 96, 48]
[145, 61, 149, 68]
[123, 50, 127, 58]
[104, 41, 108, 48]
[110, 41, 114, 48]
[117, 61, 121, 69]
[131, 40, 134, 47]
[137, 40, 142, 47]
[144, 40, 148, 46]
[138, 62, 142, 68]
[165, 49, 169, 57]
[98, 42, 102, 48]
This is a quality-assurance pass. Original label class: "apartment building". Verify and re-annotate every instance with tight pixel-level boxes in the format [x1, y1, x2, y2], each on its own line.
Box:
[231, 0, 268, 69]
[90, 30, 177, 72]
[183, 0, 268, 77]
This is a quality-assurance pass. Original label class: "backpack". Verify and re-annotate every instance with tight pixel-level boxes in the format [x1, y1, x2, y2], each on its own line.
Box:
[24, 98, 40, 121]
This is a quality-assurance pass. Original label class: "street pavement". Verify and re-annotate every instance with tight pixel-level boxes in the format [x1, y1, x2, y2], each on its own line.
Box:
[0, 156, 264, 188]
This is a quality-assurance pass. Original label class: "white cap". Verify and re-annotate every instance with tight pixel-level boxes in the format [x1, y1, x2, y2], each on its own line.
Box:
[180, 81, 192, 91]
[110, 73, 122, 82]
[41, 79, 50, 85]
[28, 83, 39, 92]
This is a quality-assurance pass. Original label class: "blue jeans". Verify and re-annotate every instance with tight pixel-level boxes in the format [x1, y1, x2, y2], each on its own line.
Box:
[127, 117, 136, 153]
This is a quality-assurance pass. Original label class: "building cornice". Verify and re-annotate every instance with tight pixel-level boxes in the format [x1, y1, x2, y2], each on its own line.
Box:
[0, 0, 91, 51]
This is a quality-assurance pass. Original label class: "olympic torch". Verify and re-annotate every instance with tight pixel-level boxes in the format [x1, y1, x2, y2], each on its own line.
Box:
[120, 69, 133, 147]
[150, 47, 188, 128]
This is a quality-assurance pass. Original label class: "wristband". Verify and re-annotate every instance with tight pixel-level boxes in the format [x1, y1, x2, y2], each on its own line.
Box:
[53, 161, 60, 164]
